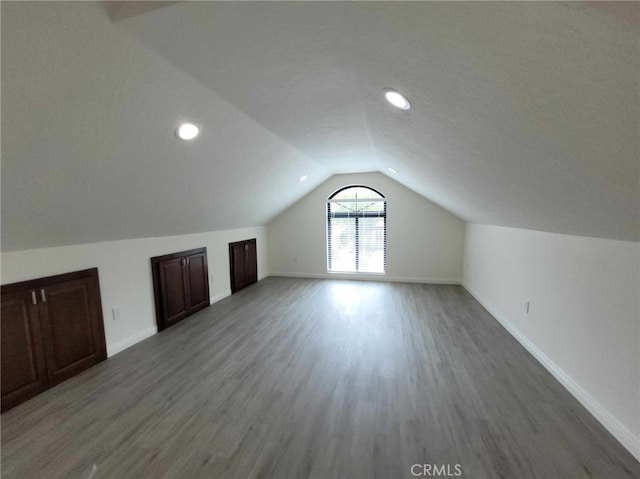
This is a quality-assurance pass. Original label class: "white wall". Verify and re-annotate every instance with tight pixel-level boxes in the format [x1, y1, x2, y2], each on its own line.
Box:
[463, 223, 640, 459]
[268, 172, 465, 283]
[1, 226, 269, 357]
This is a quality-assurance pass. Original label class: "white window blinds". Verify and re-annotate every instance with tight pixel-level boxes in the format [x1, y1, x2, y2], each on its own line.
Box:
[327, 187, 386, 274]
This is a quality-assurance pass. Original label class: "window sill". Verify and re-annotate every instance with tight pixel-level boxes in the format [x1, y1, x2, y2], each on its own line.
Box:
[327, 270, 386, 276]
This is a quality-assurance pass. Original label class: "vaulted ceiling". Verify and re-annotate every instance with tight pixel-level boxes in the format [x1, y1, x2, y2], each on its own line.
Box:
[2, 1, 638, 251]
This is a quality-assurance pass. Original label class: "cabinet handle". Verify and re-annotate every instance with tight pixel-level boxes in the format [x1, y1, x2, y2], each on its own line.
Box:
[40, 289, 46, 303]
[31, 291, 37, 305]
[187, 257, 190, 265]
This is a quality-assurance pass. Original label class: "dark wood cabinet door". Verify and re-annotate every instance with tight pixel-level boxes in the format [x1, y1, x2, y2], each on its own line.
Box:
[230, 239, 258, 293]
[38, 277, 107, 385]
[151, 248, 209, 331]
[186, 252, 209, 312]
[1, 268, 106, 412]
[245, 241, 258, 283]
[158, 258, 189, 328]
[231, 244, 247, 292]
[1, 290, 47, 411]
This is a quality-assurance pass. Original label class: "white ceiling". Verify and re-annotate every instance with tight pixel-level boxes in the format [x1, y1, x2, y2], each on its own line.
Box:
[1, 1, 330, 251]
[2, 2, 638, 251]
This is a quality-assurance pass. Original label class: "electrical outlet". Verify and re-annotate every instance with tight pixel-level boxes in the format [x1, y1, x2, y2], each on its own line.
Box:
[112, 308, 120, 320]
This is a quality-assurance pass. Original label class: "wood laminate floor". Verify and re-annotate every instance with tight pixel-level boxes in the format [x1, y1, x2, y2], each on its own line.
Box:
[2, 277, 638, 479]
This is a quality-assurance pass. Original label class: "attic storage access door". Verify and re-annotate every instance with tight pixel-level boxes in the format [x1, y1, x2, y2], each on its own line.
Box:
[151, 248, 210, 331]
[1, 268, 107, 412]
[229, 239, 258, 293]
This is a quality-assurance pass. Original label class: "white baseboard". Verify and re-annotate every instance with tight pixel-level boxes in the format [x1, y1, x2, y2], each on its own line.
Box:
[208, 274, 270, 304]
[463, 282, 640, 461]
[210, 289, 232, 304]
[107, 326, 157, 357]
[269, 271, 460, 285]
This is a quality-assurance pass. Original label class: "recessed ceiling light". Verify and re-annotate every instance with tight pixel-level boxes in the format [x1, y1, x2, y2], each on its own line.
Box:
[176, 123, 199, 140]
[388, 167, 398, 174]
[383, 89, 411, 110]
[299, 175, 309, 182]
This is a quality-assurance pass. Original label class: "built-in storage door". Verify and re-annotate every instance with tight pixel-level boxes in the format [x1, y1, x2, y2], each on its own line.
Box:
[186, 252, 209, 312]
[158, 257, 189, 328]
[1, 290, 47, 411]
[245, 241, 258, 285]
[1, 268, 107, 412]
[231, 243, 246, 292]
[229, 239, 258, 293]
[151, 248, 210, 331]
[38, 277, 107, 385]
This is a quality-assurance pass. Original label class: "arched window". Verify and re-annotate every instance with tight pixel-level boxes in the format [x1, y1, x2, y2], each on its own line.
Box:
[327, 185, 386, 273]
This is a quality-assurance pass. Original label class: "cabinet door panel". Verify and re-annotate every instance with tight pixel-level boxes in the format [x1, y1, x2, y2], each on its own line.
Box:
[151, 248, 209, 331]
[186, 253, 209, 311]
[1, 291, 47, 411]
[245, 241, 258, 283]
[39, 278, 106, 384]
[159, 258, 188, 327]
[230, 239, 258, 293]
[232, 244, 246, 292]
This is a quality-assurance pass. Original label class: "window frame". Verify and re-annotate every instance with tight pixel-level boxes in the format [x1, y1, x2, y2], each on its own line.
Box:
[326, 185, 387, 274]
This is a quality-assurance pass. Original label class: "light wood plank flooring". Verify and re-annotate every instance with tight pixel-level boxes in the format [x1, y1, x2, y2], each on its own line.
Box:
[2, 277, 638, 478]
